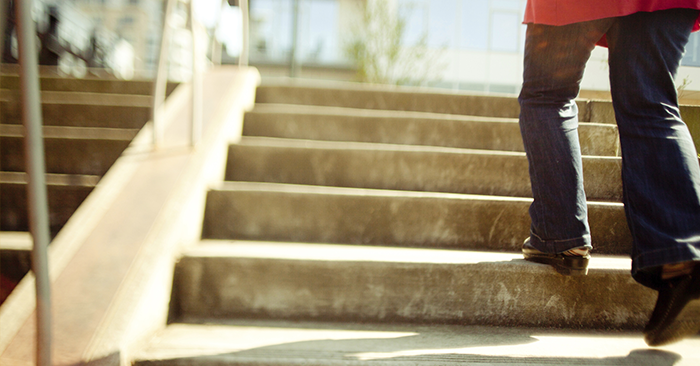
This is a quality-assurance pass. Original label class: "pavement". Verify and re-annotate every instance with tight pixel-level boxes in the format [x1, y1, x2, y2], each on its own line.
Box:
[133, 320, 700, 366]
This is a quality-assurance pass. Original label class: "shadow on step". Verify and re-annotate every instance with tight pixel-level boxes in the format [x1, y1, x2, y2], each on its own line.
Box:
[140, 321, 686, 366]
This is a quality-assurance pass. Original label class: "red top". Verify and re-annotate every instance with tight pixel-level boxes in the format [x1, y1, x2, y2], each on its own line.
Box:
[524, 0, 700, 30]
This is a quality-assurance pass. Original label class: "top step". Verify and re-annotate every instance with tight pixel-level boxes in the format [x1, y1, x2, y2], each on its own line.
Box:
[256, 81, 527, 119]
[255, 80, 595, 121]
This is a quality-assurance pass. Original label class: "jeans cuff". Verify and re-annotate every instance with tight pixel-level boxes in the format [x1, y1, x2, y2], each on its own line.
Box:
[529, 232, 592, 254]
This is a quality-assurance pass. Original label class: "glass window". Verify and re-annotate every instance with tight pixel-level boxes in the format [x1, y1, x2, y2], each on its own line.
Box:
[250, 0, 294, 61]
[682, 32, 700, 67]
[399, 0, 428, 46]
[427, 0, 458, 48]
[490, 11, 519, 52]
[303, 0, 339, 63]
[460, 0, 489, 50]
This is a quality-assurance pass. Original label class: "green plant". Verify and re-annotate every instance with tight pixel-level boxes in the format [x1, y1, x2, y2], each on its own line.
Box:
[344, 1, 443, 85]
[678, 75, 692, 101]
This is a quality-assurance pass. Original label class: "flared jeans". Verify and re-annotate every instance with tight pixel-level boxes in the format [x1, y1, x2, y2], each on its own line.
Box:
[519, 8, 700, 289]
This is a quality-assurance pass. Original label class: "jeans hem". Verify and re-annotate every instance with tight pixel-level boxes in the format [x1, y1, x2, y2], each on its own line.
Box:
[529, 231, 592, 254]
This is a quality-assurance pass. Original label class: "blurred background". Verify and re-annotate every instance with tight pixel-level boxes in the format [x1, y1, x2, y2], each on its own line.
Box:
[4, 0, 700, 98]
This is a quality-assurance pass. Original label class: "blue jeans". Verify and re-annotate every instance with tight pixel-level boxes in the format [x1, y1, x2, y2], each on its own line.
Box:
[519, 9, 700, 290]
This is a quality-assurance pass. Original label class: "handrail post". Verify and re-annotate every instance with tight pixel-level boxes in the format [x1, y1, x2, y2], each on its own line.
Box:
[16, 1, 52, 365]
[239, 0, 249, 67]
[289, 0, 300, 76]
[189, 0, 202, 146]
[152, 0, 177, 147]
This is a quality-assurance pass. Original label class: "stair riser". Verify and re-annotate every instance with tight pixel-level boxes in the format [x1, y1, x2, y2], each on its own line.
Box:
[1, 183, 92, 235]
[256, 85, 586, 119]
[589, 101, 700, 152]
[243, 111, 620, 156]
[225, 144, 623, 201]
[1, 103, 150, 129]
[173, 255, 654, 329]
[1, 75, 178, 96]
[1, 136, 130, 175]
[202, 188, 631, 254]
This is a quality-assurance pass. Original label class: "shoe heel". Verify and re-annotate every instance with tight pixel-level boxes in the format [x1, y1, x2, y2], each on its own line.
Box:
[558, 256, 590, 276]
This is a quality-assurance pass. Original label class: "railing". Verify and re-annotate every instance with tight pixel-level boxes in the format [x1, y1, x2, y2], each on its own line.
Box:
[152, 0, 250, 148]
[12, 1, 53, 366]
[11, 1, 251, 364]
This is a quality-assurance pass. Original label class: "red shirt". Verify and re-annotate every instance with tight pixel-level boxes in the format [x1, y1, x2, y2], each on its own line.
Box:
[524, 0, 700, 30]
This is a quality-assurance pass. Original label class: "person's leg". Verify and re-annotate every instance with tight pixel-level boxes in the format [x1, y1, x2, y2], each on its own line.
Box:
[518, 20, 611, 267]
[606, 8, 700, 346]
[606, 8, 700, 290]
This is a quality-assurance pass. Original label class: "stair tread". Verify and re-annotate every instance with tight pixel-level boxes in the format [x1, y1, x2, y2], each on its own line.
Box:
[133, 320, 700, 366]
[187, 240, 631, 272]
[252, 102, 522, 122]
[0, 232, 32, 251]
[250, 103, 617, 128]
[0, 124, 139, 140]
[237, 135, 620, 160]
[0, 89, 152, 106]
[212, 181, 622, 206]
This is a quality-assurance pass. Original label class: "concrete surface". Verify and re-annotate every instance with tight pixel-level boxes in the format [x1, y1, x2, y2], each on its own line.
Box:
[132, 320, 700, 366]
[172, 241, 650, 329]
[243, 104, 621, 156]
[201, 182, 632, 255]
[1, 90, 151, 129]
[226, 136, 622, 201]
[1, 132, 132, 176]
[0, 74, 178, 96]
[255, 81, 526, 119]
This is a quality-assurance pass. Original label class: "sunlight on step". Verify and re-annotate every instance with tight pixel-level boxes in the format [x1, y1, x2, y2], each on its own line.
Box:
[351, 333, 700, 363]
[148, 324, 416, 359]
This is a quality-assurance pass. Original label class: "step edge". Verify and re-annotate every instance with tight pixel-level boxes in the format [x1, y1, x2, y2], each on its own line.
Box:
[183, 240, 632, 272]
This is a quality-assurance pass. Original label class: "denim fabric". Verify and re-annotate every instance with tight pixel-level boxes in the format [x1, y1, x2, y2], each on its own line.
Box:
[519, 9, 700, 289]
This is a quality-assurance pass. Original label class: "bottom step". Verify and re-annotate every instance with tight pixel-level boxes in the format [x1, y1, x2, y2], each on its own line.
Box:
[133, 320, 700, 366]
[172, 242, 652, 329]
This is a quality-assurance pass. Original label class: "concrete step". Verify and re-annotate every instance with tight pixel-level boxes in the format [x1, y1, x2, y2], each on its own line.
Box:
[0, 232, 32, 303]
[1, 90, 151, 128]
[255, 81, 644, 125]
[133, 320, 700, 366]
[243, 104, 621, 156]
[0, 74, 178, 96]
[226, 137, 622, 201]
[171, 241, 649, 329]
[256, 81, 533, 119]
[201, 182, 631, 255]
[0, 172, 98, 234]
[1, 125, 135, 175]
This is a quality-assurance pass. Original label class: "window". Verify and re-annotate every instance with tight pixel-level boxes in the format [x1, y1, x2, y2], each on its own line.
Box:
[682, 32, 700, 67]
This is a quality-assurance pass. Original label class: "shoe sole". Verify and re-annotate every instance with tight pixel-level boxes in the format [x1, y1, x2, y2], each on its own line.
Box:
[644, 267, 700, 347]
[645, 298, 700, 346]
[523, 251, 590, 276]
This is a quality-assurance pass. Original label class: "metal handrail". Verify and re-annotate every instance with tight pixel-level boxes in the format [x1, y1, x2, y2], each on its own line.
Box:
[239, 0, 249, 67]
[15, 1, 53, 365]
[152, 0, 250, 148]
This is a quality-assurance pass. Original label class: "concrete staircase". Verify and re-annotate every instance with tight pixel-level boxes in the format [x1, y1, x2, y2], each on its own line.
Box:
[132, 81, 700, 365]
[0, 74, 174, 302]
[0, 75, 169, 235]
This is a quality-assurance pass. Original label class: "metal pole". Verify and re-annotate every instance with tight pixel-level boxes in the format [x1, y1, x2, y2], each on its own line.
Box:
[189, 0, 201, 146]
[0, 0, 7, 65]
[153, 0, 177, 147]
[289, 0, 300, 76]
[238, 0, 249, 67]
[16, 1, 52, 365]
